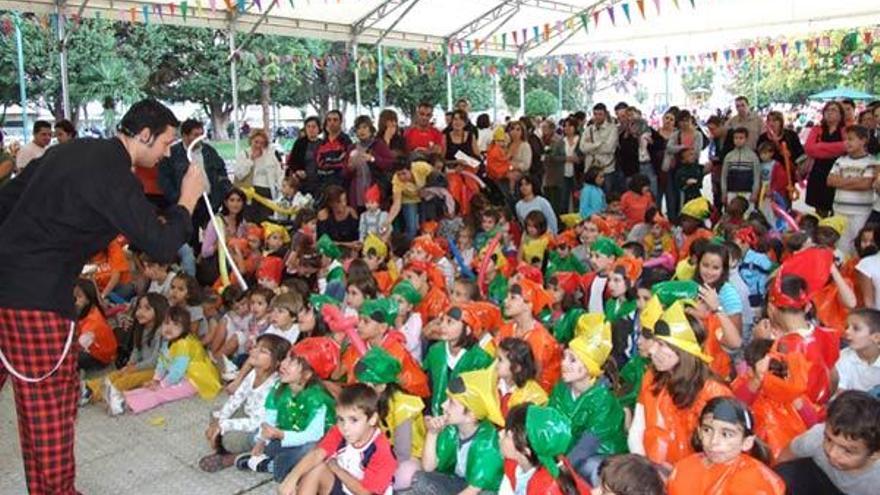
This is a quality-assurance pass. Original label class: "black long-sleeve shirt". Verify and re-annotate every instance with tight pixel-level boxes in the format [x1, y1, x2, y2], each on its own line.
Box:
[0, 138, 192, 319]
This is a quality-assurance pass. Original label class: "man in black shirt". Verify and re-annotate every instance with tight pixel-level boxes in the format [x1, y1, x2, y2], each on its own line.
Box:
[0, 99, 204, 494]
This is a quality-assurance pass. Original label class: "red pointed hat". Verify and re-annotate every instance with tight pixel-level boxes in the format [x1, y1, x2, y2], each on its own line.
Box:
[292, 337, 340, 380]
[411, 235, 446, 259]
[364, 184, 381, 204]
[778, 247, 834, 297]
[256, 256, 284, 286]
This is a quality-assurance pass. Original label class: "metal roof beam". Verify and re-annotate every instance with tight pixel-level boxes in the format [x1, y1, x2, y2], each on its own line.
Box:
[446, 1, 519, 41]
[517, 0, 612, 58]
[373, 0, 422, 46]
[352, 0, 412, 38]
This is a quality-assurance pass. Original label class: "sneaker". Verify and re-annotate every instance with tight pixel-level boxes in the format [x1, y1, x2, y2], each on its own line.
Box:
[78, 382, 92, 407]
[247, 454, 269, 472]
[253, 457, 272, 474]
[221, 355, 239, 382]
[106, 380, 125, 416]
[234, 454, 251, 471]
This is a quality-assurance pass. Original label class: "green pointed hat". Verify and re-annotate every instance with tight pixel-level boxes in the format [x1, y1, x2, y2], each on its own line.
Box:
[359, 297, 399, 326]
[354, 347, 401, 384]
[525, 404, 572, 478]
[391, 280, 423, 305]
[590, 236, 623, 257]
[552, 308, 586, 344]
[317, 234, 342, 260]
[309, 293, 340, 311]
[652, 280, 699, 307]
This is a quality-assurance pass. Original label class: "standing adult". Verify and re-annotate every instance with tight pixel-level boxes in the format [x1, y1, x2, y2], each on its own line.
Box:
[650, 110, 677, 214]
[159, 118, 231, 250]
[376, 109, 406, 201]
[805, 101, 847, 217]
[706, 115, 728, 210]
[234, 128, 283, 223]
[404, 102, 444, 157]
[522, 117, 545, 193]
[663, 110, 704, 221]
[542, 119, 565, 215]
[580, 103, 620, 196]
[443, 109, 480, 166]
[506, 120, 533, 199]
[315, 110, 353, 192]
[286, 116, 323, 197]
[53, 120, 77, 144]
[616, 107, 641, 185]
[725, 96, 763, 152]
[15, 120, 52, 171]
[0, 99, 200, 494]
[757, 111, 806, 195]
[348, 115, 394, 210]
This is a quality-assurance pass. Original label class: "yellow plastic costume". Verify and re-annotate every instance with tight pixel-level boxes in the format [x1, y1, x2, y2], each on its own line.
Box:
[169, 334, 222, 399]
[386, 391, 427, 459]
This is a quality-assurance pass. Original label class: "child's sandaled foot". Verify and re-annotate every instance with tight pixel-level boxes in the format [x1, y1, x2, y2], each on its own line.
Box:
[198, 453, 236, 472]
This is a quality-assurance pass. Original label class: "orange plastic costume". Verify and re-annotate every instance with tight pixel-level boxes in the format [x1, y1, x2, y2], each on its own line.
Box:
[486, 143, 511, 181]
[776, 326, 839, 405]
[495, 321, 561, 393]
[679, 228, 713, 259]
[342, 330, 430, 398]
[812, 256, 859, 337]
[77, 306, 118, 365]
[447, 170, 482, 217]
[667, 453, 786, 495]
[732, 351, 812, 463]
[91, 235, 131, 292]
[704, 314, 732, 380]
[638, 369, 732, 465]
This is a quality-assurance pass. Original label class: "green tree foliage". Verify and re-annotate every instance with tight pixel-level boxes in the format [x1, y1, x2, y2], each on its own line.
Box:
[500, 72, 583, 112]
[727, 30, 879, 107]
[681, 67, 714, 100]
[525, 89, 558, 117]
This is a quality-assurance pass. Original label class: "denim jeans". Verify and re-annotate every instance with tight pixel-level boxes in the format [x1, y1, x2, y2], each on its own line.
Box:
[264, 440, 316, 482]
[639, 162, 658, 201]
[603, 167, 626, 197]
[401, 203, 419, 241]
[665, 171, 682, 222]
[178, 244, 197, 277]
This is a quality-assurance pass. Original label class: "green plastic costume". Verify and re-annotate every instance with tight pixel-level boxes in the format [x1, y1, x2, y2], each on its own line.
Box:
[618, 354, 649, 410]
[545, 251, 587, 278]
[487, 274, 508, 306]
[423, 342, 494, 416]
[434, 420, 504, 491]
[553, 308, 586, 343]
[264, 382, 337, 433]
[548, 380, 628, 455]
[604, 298, 637, 323]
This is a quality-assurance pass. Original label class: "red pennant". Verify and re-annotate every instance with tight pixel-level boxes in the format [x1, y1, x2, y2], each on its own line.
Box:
[593, 11, 600, 27]
[748, 46, 756, 58]
[169, 2, 176, 15]
[767, 44, 776, 57]
[663, 56, 670, 67]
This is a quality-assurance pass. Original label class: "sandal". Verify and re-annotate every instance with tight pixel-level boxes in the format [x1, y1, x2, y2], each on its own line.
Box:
[198, 453, 236, 473]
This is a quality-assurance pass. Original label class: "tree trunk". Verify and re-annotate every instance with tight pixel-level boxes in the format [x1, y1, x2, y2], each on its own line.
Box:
[260, 79, 272, 133]
[207, 100, 232, 140]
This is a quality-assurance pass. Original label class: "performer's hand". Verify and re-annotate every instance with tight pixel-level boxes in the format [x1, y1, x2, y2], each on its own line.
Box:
[179, 163, 207, 214]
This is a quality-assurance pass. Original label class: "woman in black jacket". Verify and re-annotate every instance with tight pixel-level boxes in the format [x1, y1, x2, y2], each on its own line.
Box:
[285, 116, 323, 196]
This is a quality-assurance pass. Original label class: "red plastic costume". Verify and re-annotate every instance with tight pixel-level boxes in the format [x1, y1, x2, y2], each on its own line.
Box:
[776, 326, 839, 405]
[501, 459, 593, 495]
[638, 370, 732, 465]
[496, 321, 561, 393]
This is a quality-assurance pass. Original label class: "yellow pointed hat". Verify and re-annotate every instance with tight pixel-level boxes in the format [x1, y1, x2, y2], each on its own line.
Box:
[639, 295, 664, 332]
[560, 213, 582, 229]
[818, 215, 848, 237]
[680, 197, 711, 221]
[569, 313, 612, 377]
[362, 233, 388, 259]
[447, 367, 505, 427]
[654, 301, 712, 363]
[260, 222, 290, 244]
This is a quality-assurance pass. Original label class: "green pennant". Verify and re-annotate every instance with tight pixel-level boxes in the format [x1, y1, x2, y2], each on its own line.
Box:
[579, 14, 588, 33]
[181, 1, 188, 21]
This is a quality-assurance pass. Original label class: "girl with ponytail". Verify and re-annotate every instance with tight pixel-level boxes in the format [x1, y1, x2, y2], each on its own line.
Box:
[498, 403, 592, 495]
[666, 397, 785, 494]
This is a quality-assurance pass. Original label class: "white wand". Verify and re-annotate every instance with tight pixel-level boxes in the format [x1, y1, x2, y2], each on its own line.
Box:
[186, 135, 248, 291]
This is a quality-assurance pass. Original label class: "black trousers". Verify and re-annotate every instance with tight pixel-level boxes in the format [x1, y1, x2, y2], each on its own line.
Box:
[775, 458, 844, 495]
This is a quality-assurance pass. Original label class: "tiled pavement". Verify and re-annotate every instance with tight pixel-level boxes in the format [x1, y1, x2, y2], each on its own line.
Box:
[0, 386, 278, 494]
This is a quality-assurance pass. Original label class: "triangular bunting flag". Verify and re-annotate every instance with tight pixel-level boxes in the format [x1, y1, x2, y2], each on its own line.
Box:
[637, 0, 645, 19]
[141, 5, 149, 23]
[182, 1, 188, 21]
[689, 0, 695, 7]
[622, 3, 631, 23]
[593, 11, 600, 27]
[579, 14, 589, 32]
[652, 0, 660, 15]
[672, 0, 680, 9]
[607, 6, 615, 25]
[533, 25, 540, 41]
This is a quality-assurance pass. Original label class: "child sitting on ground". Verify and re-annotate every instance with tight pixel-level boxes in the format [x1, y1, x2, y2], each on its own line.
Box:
[835, 308, 880, 393]
[73, 279, 117, 376]
[278, 384, 397, 495]
[200, 333, 288, 473]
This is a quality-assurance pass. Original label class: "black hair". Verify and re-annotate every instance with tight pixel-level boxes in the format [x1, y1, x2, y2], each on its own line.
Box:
[33, 120, 52, 134]
[621, 241, 646, 260]
[827, 391, 880, 453]
[744, 338, 788, 379]
[338, 383, 380, 419]
[845, 124, 870, 141]
[690, 237, 711, 259]
[614, 101, 629, 111]
[118, 99, 180, 141]
[165, 306, 192, 344]
[731, 126, 750, 138]
[220, 188, 247, 228]
[776, 274, 809, 314]
[132, 293, 170, 353]
[856, 223, 878, 258]
[706, 115, 725, 127]
[54, 119, 76, 137]
[504, 404, 581, 495]
[692, 396, 772, 464]
[498, 338, 537, 388]
[628, 173, 650, 194]
[172, 273, 202, 306]
[694, 242, 730, 290]
[841, 98, 856, 109]
[593, 103, 608, 113]
[584, 166, 603, 186]
[74, 278, 103, 320]
[292, 207, 318, 232]
[723, 240, 742, 263]
[735, 95, 750, 105]
[637, 267, 672, 290]
[757, 140, 777, 156]
[445, 306, 479, 349]
[249, 286, 276, 306]
[354, 115, 376, 135]
[254, 333, 291, 370]
[676, 110, 693, 125]
[476, 113, 491, 130]
[180, 118, 203, 136]
[524, 210, 548, 237]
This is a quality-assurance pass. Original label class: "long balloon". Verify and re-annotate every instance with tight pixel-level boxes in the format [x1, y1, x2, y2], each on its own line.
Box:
[447, 235, 475, 280]
[186, 136, 248, 290]
[477, 233, 502, 298]
[321, 305, 366, 356]
[771, 201, 800, 233]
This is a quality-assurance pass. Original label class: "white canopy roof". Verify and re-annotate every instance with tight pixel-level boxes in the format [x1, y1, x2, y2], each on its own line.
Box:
[6, 0, 880, 60]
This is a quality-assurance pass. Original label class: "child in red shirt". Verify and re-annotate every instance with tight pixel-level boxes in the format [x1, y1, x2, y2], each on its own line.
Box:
[619, 174, 655, 228]
[279, 384, 397, 495]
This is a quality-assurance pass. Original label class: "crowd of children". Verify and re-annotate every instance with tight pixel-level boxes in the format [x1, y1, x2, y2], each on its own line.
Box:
[71, 139, 880, 494]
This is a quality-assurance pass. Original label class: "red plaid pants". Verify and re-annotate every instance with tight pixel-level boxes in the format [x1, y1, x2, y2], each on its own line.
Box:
[0, 308, 79, 495]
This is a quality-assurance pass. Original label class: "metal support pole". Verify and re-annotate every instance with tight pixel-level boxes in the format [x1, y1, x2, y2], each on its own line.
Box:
[353, 43, 362, 116]
[57, 2, 71, 119]
[13, 13, 28, 139]
[230, 26, 241, 160]
[493, 72, 499, 123]
[557, 71, 563, 119]
[445, 48, 453, 110]
[377, 44, 385, 109]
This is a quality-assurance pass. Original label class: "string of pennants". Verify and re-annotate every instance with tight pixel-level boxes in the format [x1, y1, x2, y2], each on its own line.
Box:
[449, 0, 701, 54]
